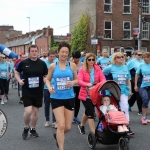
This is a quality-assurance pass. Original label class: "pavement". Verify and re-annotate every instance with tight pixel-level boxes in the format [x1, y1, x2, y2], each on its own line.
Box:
[0, 87, 150, 150]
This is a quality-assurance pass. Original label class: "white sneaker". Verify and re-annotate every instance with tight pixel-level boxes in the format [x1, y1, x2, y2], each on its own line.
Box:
[45, 121, 50, 127]
[4, 98, 7, 103]
[1, 101, 4, 105]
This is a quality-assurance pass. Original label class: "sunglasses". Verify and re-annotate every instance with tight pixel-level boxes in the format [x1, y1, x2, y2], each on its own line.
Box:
[87, 58, 95, 61]
[137, 54, 142, 56]
[116, 56, 124, 59]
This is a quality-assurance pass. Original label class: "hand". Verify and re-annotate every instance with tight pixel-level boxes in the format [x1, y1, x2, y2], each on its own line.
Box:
[134, 86, 138, 92]
[19, 79, 25, 86]
[49, 86, 55, 94]
[43, 76, 46, 83]
[86, 83, 93, 88]
[66, 81, 74, 88]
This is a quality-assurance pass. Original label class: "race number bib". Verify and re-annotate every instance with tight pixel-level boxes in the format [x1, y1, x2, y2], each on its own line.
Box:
[0, 71, 7, 78]
[117, 74, 127, 85]
[143, 75, 150, 83]
[28, 77, 39, 88]
[56, 77, 70, 90]
[101, 63, 108, 70]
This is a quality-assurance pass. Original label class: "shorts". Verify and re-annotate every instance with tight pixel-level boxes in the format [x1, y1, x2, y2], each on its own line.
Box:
[82, 98, 94, 119]
[51, 98, 75, 111]
[18, 84, 22, 91]
[22, 95, 43, 108]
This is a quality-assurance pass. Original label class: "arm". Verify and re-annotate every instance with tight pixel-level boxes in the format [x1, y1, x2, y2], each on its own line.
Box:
[102, 65, 111, 76]
[126, 79, 132, 93]
[15, 71, 24, 86]
[134, 74, 139, 92]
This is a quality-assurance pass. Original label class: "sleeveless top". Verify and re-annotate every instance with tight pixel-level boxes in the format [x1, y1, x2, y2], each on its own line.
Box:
[50, 61, 75, 100]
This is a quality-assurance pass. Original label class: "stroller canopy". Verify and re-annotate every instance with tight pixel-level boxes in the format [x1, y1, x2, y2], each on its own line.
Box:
[88, 81, 121, 105]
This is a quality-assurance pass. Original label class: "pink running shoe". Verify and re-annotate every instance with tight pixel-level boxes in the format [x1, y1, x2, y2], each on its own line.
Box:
[141, 117, 148, 125]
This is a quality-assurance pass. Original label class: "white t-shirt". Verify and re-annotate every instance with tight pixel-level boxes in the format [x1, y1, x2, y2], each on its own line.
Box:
[100, 104, 117, 114]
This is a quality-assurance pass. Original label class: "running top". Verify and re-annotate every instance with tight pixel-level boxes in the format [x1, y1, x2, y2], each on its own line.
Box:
[50, 61, 75, 100]
[136, 63, 150, 88]
[0, 62, 7, 79]
[103, 64, 131, 95]
[97, 57, 110, 70]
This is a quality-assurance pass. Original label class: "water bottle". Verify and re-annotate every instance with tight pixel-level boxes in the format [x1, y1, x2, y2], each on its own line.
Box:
[98, 122, 104, 131]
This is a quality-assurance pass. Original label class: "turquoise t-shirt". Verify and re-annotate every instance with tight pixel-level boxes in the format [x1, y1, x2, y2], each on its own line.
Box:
[90, 68, 94, 84]
[103, 64, 131, 95]
[136, 63, 150, 88]
[97, 57, 110, 70]
[44, 60, 54, 90]
[96, 56, 102, 61]
[0, 62, 8, 79]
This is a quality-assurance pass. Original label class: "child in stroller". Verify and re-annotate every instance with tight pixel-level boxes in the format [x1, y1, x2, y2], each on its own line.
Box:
[100, 96, 129, 132]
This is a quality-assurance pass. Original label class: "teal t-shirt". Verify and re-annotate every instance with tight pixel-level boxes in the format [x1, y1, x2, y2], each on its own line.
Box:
[103, 64, 131, 95]
[0, 62, 7, 79]
[44, 60, 54, 90]
[97, 57, 110, 70]
[90, 68, 94, 84]
[136, 63, 150, 88]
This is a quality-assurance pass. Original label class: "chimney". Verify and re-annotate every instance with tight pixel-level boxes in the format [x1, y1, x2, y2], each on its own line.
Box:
[42, 28, 46, 35]
[36, 30, 42, 35]
[17, 35, 22, 39]
[25, 33, 29, 38]
[30, 31, 35, 37]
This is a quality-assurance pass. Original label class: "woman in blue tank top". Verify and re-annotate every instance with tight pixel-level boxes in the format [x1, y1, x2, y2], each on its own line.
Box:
[46, 42, 77, 150]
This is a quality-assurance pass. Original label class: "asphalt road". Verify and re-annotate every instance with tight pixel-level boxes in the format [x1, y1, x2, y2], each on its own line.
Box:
[0, 87, 150, 150]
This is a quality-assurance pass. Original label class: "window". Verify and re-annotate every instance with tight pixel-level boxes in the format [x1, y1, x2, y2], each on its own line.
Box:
[141, 47, 147, 52]
[142, 22, 149, 39]
[104, 21, 112, 39]
[104, 0, 112, 13]
[123, 22, 131, 39]
[123, 0, 131, 13]
[142, 0, 150, 14]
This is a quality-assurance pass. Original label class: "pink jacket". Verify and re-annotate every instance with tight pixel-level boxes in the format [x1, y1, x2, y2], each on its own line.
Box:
[78, 64, 106, 101]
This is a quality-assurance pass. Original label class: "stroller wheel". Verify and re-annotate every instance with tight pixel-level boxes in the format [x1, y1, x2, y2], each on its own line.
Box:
[118, 137, 129, 150]
[87, 131, 96, 149]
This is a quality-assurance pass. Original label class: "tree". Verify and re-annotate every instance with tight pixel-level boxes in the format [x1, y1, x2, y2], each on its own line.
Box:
[70, 13, 92, 53]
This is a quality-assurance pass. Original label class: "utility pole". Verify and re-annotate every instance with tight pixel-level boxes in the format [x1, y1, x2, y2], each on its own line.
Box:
[138, 0, 142, 50]
[27, 17, 31, 45]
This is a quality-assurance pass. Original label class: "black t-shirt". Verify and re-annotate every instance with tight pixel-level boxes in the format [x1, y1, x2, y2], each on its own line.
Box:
[16, 58, 48, 98]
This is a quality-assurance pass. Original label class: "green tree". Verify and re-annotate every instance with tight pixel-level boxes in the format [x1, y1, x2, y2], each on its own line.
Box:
[70, 13, 91, 53]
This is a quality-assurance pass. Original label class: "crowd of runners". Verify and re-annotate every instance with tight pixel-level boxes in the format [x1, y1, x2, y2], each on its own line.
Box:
[0, 41, 150, 150]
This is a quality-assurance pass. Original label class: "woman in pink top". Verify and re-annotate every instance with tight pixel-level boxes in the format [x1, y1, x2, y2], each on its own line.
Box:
[77, 53, 106, 134]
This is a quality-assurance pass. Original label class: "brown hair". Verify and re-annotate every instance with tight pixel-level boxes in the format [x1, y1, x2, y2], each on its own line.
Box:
[83, 53, 96, 71]
[142, 52, 150, 57]
[134, 50, 142, 55]
[101, 96, 112, 104]
[58, 41, 71, 53]
[48, 50, 55, 56]
[28, 45, 39, 53]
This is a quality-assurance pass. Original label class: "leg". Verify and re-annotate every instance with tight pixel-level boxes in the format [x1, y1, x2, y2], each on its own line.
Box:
[24, 106, 32, 127]
[44, 90, 50, 122]
[119, 94, 129, 121]
[88, 118, 95, 133]
[74, 87, 80, 118]
[80, 114, 88, 126]
[0, 79, 5, 104]
[136, 91, 142, 114]
[30, 106, 39, 128]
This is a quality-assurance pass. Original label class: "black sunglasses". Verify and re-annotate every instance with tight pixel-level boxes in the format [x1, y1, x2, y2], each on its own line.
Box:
[87, 58, 95, 61]
[116, 56, 124, 59]
[137, 54, 142, 56]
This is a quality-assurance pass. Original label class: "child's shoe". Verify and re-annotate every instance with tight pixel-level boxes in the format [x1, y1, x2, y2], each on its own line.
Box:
[118, 126, 125, 132]
[122, 125, 129, 132]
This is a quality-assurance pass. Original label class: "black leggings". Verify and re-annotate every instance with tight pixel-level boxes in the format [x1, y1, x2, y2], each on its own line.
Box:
[128, 80, 142, 113]
[73, 86, 80, 117]
[0, 78, 9, 95]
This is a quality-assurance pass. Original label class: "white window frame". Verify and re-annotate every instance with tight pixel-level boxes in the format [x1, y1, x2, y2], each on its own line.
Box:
[104, 0, 112, 13]
[141, 47, 147, 52]
[142, 22, 149, 40]
[142, 0, 150, 14]
[123, 21, 131, 39]
[123, 0, 131, 14]
[104, 21, 112, 39]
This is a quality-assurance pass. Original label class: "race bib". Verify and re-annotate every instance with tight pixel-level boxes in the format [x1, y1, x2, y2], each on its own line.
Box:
[101, 63, 108, 69]
[0, 71, 7, 78]
[56, 77, 70, 90]
[143, 75, 150, 83]
[28, 77, 39, 88]
[117, 74, 127, 85]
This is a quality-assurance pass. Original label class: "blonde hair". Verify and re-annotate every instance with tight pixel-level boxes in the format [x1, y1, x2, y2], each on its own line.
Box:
[142, 52, 150, 57]
[83, 53, 96, 71]
[111, 52, 125, 64]
[102, 49, 109, 57]
[134, 50, 142, 55]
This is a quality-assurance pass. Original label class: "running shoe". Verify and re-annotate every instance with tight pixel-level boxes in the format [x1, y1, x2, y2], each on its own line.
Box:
[78, 125, 85, 134]
[45, 121, 50, 127]
[30, 128, 39, 137]
[141, 117, 148, 125]
[73, 117, 81, 124]
[4, 97, 7, 103]
[138, 112, 142, 116]
[127, 127, 135, 135]
[53, 133, 59, 148]
[22, 127, 29, 140]
[1, 101, 4, 105]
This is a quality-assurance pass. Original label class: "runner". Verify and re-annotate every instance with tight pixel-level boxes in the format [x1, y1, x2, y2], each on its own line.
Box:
[15, 45, 47, 140]
[46, 41, 77, 150]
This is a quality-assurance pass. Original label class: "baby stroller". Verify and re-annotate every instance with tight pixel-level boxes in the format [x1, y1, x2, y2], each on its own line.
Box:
[87, 81, 130, 150]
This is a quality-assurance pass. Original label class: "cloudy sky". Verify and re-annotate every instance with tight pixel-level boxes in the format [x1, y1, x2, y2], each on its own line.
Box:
[0, 0, 69, 35]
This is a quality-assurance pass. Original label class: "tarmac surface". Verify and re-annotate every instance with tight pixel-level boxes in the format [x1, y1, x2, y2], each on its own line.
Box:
[0, 87, 150, 150]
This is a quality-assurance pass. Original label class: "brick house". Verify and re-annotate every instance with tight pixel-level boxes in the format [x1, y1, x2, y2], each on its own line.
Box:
[70, 0, 150, 55]
[0, 26, 22, 44]
[4, 26, 53, 57]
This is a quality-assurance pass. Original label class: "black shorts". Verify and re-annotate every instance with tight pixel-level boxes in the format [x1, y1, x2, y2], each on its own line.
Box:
[82, 98, 94, 119]
[22, 95, 43, 108]
[51, 98, 75, 111]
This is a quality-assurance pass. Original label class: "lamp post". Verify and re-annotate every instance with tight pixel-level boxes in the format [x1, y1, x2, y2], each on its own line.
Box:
[138, 0, 142, 50]
[27, 17, 30, 45]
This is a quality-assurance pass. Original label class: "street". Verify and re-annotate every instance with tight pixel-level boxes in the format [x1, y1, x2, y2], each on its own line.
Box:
[0, 87, 150, 150]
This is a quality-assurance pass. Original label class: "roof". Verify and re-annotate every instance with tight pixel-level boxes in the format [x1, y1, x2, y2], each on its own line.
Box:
[4, 33, 43, 47]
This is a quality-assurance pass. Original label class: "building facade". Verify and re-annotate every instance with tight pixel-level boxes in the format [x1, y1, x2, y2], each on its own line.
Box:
[0, 26, 22, 44]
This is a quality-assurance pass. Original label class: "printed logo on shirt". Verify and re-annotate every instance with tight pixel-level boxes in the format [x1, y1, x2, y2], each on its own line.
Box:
[28, 77, 39, 88]
[143, 75, 150, 83]
[117, 74, 127, 85]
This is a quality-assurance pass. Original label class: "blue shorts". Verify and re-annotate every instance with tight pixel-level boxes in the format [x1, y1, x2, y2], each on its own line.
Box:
[139, 87, 150, 108]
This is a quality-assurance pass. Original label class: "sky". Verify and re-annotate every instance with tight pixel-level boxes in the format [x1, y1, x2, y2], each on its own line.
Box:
[0, 0, 69, 35]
